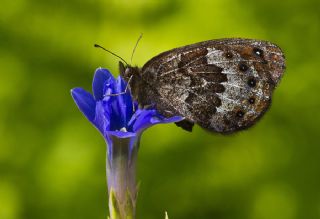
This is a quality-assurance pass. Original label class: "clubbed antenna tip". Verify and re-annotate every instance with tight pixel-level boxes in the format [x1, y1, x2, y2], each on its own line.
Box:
[94, 44, 128, 65]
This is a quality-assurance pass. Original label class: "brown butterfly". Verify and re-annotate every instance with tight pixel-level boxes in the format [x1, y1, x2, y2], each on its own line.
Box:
[100, 38, 286, 133]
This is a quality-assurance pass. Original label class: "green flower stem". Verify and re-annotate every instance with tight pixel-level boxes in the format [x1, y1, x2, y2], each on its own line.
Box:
[106, 135, 141, 219]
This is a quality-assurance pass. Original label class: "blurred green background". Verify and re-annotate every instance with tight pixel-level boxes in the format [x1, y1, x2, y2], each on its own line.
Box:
[1, 0, 319, 218]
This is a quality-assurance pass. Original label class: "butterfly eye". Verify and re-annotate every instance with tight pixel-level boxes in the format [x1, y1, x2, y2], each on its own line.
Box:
[247, 77, 257, 87]
[236, 110, 245, 118]
[239, 63, 249, 72]
[248, 97, 255, 104]
[253, 48, 264, 57]
[225, 51, 233, 59]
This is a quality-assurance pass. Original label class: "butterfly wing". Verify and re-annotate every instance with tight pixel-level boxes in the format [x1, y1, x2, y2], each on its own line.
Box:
[141, 38, 285, 133]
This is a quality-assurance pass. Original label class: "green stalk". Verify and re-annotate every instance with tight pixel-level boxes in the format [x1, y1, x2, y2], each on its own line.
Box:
[106, 135, 141, 219]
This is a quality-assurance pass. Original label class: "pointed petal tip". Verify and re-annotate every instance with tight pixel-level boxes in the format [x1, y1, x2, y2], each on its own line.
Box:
[94, 67, 112, 77]
[70, 87, 84, 96]
[70, 87, 85, 99]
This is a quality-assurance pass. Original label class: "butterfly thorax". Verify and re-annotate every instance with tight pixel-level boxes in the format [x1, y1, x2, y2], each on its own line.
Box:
[119, 61, 154, 107]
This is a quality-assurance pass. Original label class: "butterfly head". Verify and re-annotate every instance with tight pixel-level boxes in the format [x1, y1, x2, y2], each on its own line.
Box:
[119, 61, 140, 82]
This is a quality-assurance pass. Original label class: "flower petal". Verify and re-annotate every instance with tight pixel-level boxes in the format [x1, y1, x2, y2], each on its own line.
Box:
[71, 88, 96, 122]
[93, 100, 109, 134]
[131, 109, 155, 131]
[92, 68, 113, 100]
[150, 115, 183, 124]
[130, 109, 184, 133]
[114, 76, 133, 126]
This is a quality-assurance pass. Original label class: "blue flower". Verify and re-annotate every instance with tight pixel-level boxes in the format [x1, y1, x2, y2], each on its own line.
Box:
[71, 68, 182, 143]
[71, 68, 182, 218]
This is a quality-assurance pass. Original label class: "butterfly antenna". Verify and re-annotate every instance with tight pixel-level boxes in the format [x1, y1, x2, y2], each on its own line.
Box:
[130, 33, 143, 64]
[94, 44, 128, 66]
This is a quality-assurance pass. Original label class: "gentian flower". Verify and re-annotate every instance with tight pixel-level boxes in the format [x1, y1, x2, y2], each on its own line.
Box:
[71, 68, 182, 219]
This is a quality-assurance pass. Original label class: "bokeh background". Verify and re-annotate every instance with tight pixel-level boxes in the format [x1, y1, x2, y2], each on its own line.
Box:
[1, 0, 320, 218]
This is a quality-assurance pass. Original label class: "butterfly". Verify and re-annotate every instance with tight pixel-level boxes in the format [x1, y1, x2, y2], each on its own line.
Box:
[113, 38, 285, 133]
